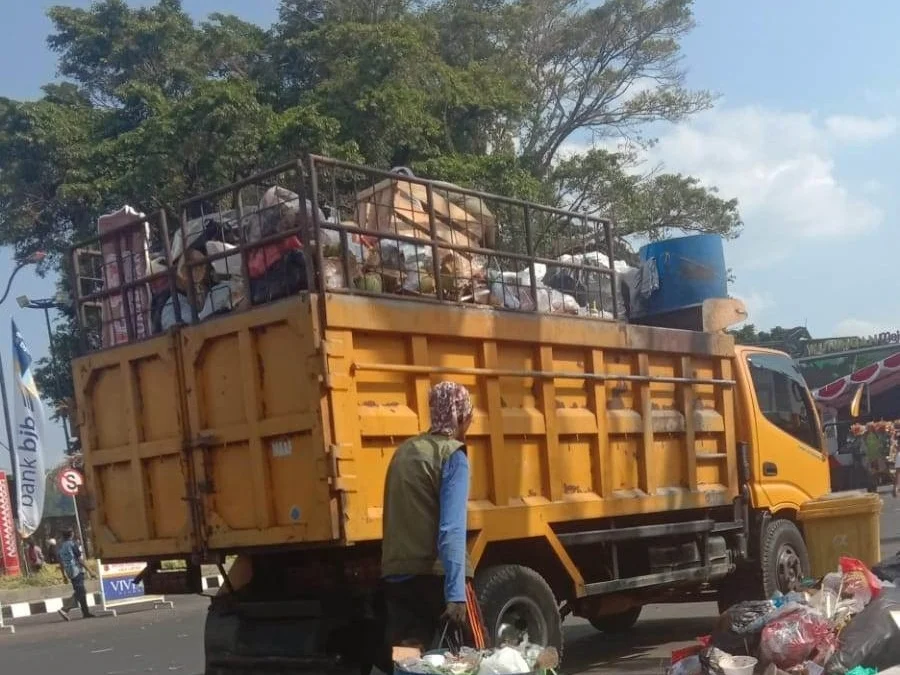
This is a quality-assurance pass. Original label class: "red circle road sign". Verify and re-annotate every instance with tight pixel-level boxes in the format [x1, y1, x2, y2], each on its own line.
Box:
[57, 469, 84, 497]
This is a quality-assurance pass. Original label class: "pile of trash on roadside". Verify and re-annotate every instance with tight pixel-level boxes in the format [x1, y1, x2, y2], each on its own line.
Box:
[393, 640, 560, 675]
[668, 555, 900, 675]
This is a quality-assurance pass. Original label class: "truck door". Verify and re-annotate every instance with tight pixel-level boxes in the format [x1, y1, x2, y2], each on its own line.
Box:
[742, 351, 830, 509]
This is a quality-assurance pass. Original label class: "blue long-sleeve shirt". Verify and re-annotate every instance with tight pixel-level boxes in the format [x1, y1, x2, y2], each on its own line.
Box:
[386, 448, 470, 603]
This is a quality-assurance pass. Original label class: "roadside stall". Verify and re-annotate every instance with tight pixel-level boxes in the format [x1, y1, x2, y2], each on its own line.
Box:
[813, 351, 900, 492]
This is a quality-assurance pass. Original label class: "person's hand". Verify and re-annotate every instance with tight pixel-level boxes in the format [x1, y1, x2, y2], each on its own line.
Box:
[441, 602, 468, 627]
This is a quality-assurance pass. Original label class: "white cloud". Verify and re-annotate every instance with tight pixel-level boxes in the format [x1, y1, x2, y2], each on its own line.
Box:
[638, 107, 884, 260]
[737, 290, 774, 322]
[825, 114, 898, 143]
[833, 318, 893, 337]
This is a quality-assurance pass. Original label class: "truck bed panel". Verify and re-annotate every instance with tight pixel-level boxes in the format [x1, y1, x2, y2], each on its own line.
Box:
[76, 292, 739, 561]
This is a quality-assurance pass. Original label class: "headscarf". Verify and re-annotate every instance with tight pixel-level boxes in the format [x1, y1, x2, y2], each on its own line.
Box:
[428, 381, 473, 437]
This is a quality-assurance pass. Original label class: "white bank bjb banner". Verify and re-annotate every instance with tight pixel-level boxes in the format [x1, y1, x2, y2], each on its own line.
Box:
[12, 320, 46, 537]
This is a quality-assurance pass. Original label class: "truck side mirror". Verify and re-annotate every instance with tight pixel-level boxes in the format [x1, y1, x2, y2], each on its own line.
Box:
[849, 384, 867, 418]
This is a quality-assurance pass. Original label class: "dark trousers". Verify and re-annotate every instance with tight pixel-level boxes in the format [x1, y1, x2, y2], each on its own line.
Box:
[63, 573, 91, 616]
[374, 576, 444, 673]
[385, 576, 445, 651]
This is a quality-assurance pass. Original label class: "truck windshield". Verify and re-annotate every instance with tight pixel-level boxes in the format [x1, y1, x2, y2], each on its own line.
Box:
[747, 353, 821, 450]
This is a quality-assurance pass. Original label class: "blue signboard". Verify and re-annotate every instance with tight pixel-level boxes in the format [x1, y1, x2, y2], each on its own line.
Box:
[101, 575, 146, 603]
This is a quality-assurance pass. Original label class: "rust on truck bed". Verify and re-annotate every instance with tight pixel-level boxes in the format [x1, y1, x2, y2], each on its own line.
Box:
[70, 156, 738, 564]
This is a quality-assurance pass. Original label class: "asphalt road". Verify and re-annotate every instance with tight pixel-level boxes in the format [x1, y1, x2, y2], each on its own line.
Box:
[3, 492, 899, 675]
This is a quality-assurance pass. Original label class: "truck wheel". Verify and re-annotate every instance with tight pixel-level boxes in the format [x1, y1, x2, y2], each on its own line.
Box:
[588, 606, 642, 633]
[475, 565, 563, 652]
[761, 519, 809, 598]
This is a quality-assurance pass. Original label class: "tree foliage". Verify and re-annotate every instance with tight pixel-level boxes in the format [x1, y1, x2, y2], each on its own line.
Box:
[730, 325, 812, 347]
[0, 0, 744, 412]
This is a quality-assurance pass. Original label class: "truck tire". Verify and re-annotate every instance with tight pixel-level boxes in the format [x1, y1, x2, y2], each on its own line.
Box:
[588, 606, 642, 633]
[474, 565, 563, 652]
[761, 519, 809, 598]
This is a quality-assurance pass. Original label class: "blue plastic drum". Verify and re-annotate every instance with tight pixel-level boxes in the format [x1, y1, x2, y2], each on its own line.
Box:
[638, 234, 727, 316]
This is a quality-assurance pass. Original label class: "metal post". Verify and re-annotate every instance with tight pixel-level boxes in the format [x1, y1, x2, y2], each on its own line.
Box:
[0, 350, 16, 498]
[72, 495, 85, 547]
[41, 305, 71, 451]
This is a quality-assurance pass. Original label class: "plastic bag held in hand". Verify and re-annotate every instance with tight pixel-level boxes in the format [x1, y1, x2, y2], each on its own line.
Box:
[477, 647, 531, 675]
[759, 608, 837, 670]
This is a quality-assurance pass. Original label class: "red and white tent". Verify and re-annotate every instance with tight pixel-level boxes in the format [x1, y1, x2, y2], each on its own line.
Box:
[813, 350, 900, 409]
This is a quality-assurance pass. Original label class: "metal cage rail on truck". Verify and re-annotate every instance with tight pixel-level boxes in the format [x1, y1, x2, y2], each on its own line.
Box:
[70, 155, 624, 352]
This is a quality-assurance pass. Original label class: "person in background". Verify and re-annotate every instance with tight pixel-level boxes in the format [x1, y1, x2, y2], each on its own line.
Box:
[57, 529, 96, 620]
[26, 540, 45, 571]
[46, 537, 59, 565]
[381, 381, 474, 656]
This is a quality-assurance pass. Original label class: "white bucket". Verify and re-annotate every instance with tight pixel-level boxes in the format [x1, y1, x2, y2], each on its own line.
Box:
[719, 655, 757, 675]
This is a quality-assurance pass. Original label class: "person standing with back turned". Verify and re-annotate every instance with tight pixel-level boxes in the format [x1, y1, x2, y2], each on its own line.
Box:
[381, 381, 474, 655]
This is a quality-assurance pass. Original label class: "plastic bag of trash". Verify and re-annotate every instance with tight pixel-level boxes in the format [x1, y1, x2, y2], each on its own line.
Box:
[534, 286, 580, 314]
[711, 600, 776, 655]
[477, 647, 531, 675]
[759, 607, 836, 670]
[826, 588, 900, 675]
[667, 654, 702, 675]
[487, 270, 520, 309]
[840, 557, 882, 603]
[699, 646, 732, 675]
[249, 186, 324, 243]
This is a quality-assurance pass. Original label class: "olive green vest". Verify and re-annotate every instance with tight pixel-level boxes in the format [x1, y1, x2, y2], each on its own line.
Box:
[381, 434, 474, 578]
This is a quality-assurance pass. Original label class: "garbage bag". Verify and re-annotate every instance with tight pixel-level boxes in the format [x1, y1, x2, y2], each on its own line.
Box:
[249, 186, 323, 243]
[759, 607, 836, 670]
[840, 557, 882, 602]
[871, 555, 900, 584]
[710, 601, 775, 656]
[667, 654, 702, 675]
[477, 647, 530, 675]
[826, 588, 900, 675]
[249, 250, 308, 305]
[699, 646, 731, 675]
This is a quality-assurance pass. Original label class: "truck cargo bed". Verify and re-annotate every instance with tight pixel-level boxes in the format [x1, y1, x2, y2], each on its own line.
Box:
[75, 290, 739, 562]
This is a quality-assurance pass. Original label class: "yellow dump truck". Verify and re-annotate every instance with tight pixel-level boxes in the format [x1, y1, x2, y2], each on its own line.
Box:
[71, 157, 832, 674]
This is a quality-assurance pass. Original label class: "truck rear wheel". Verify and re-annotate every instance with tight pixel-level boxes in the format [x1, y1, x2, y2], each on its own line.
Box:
[474, 565, 562, 651]
[588, 606, 642, 633]
[761, 519, 809, 598]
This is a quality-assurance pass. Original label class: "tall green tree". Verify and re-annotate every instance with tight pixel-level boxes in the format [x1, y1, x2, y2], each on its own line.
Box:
[0, 0, 743, 415]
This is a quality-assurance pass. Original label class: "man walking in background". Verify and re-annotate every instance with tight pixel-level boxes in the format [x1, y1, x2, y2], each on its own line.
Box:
[57, 528, 96, 620]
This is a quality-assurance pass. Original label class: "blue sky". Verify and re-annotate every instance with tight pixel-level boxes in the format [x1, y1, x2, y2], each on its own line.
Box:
[1, 0, 898, 464]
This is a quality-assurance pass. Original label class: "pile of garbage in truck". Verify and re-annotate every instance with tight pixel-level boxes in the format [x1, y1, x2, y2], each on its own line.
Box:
[105, 166, 665, 344]
[158, 177, 636, 327]
[668, 555, 900, 675]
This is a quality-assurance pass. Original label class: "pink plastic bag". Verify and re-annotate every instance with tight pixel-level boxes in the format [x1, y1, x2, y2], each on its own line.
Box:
[759, 608, 837, 669]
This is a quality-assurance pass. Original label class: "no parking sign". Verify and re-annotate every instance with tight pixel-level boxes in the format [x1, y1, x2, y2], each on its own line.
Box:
[57, 468, 83, 497]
